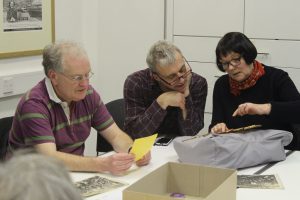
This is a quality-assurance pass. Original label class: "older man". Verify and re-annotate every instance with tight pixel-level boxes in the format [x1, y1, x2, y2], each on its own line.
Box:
[124, 40, 207, 139]
[8, 41, 150, 175]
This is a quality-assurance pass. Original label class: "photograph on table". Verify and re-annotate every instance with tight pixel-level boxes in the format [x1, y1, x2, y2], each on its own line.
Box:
[75, 176, 128, 197]
[237, 174, 284, 189]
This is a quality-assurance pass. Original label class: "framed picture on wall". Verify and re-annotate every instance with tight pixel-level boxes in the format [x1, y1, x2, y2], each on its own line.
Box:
[0, 0, 55, 59]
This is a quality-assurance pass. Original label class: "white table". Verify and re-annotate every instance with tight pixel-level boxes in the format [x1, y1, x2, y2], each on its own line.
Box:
[237, 150, 300, 200]
[71, 145, 300, 200]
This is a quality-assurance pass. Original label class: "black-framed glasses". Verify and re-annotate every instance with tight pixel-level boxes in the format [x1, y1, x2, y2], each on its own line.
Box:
[220, 56, 242, 70]
[154, 60, 192, 86]
[60, 71, 94, 82]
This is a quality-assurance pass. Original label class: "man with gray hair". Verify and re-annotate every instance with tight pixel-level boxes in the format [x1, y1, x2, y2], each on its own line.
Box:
[0, 149, 83, 200]
[124, 40, 207, 139]
[8, 41, 150, 175]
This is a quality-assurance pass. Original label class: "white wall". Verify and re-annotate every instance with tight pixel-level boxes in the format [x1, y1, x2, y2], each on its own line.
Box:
[0, 0, 164, 156]
[88, 0, 165, 103]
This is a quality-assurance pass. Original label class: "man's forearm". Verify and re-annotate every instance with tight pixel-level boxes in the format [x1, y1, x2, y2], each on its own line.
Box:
[110, 131, 133, 153]
[38, 149, 107, 172]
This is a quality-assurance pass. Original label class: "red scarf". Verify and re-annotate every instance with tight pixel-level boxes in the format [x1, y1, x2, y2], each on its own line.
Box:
[229, 60, 265, 96]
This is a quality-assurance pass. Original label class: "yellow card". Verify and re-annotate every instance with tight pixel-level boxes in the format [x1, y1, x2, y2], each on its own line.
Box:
[130, 133, 158, 161]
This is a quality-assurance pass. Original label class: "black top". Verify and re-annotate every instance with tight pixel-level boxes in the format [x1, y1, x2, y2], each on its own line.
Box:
[210, 65, 300, 149]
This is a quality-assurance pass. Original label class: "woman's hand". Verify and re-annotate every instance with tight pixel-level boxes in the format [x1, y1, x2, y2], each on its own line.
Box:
[210, 123, 230, 134]
[232, 103, 271, 117]
[135, 151, 151, 166]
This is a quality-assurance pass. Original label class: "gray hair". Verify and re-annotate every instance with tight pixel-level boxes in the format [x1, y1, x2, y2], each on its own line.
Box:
[146, 40, 182, 72]
[0, 149, 82, 200]
[42, 41, 88, 76]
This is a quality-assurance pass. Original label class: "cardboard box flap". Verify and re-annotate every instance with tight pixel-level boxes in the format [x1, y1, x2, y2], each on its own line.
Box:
[124, 163, 168, 195]
[197, 164, 236, 197]
[204, 169, 237, 200]
[123, 162, 237, 200]
[167, 162, 236, 198]
[168, 162, 200, 196]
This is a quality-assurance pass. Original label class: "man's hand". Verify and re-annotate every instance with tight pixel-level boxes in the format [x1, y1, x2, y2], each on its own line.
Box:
[157, 91, 186, 110]
[184, 69, 192, 97]
[101, 153, 135, 176]
[232, 103, 271, 117]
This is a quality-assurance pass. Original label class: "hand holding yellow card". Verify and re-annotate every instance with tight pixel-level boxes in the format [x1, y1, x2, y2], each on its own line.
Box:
[129, 133, 158, 161]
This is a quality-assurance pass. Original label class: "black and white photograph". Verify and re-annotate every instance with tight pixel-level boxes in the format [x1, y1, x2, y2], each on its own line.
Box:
[3, 0, 42, 32]
[75, 176, 127, 197]
[237, 174, 284, 189]
[0, 0, 53, 58]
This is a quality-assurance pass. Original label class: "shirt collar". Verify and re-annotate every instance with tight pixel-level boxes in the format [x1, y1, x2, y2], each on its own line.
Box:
[45, 77, 67, 105]
[45, 78, 71, 124]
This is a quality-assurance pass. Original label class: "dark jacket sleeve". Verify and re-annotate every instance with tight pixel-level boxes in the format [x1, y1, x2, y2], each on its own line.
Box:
[269, 70, 300, 123]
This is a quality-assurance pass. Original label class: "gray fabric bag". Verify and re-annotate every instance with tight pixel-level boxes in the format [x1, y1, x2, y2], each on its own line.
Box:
[173, 129, 293, 169]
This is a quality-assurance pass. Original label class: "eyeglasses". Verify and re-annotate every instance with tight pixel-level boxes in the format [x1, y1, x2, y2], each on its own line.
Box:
[219, 56, 242, 70]
[60, 71, 94, 82]
[154, 60, 192, 86]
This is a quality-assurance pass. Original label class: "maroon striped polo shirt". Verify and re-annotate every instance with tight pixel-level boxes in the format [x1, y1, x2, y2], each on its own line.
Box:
[8, 79, 113, 155]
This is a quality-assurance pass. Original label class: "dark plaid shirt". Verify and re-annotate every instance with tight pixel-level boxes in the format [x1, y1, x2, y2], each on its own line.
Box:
[124, 68, 207, 139]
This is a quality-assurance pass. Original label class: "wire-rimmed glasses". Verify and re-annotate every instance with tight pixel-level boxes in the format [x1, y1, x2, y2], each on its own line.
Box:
[60, 71, 94, 82]
[154, 60, 192, 86]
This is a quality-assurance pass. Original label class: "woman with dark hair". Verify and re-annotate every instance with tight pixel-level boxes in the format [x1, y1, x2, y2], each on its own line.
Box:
[6, 1, 18, 22]
[210, 32, 300, 150]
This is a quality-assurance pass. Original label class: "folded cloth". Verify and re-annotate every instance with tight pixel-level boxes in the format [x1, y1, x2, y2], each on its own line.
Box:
[173, 129, 293, 169]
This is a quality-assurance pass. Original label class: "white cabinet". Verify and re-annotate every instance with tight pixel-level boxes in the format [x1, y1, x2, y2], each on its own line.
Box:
[245, 0, 300, 90]
[174, 36, 219, 63]
[168, 0, 300, 69]
[173, 0, 244, 36]
[245, 0, 300, 40]
[252, 39, 300, 69]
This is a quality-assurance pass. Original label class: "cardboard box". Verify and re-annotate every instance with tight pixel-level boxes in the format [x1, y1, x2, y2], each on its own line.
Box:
[123, 162, 236, 200]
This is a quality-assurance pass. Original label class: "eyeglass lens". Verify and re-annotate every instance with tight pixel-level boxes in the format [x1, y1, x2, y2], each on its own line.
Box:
[222, 57, 241, 70]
